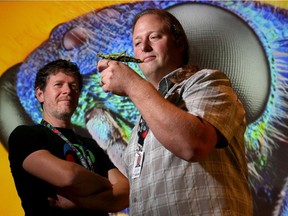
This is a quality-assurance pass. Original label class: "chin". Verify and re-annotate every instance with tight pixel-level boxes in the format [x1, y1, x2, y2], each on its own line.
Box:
[140, 65, 158, 76]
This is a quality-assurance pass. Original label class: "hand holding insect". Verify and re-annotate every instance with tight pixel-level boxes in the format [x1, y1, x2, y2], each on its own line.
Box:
[97, 57, 143, 97]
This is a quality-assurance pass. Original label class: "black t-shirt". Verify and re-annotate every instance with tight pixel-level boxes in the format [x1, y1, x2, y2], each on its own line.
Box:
[8, 124, 116, 216]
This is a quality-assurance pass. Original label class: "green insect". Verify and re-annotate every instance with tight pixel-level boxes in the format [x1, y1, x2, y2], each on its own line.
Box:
[97, 51, 143, 63]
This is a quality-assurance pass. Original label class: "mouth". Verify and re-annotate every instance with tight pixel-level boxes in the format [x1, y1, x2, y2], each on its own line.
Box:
[59, 98, 74, 104]
[142, 55, 156, 63]
[59, 101, 72, 106]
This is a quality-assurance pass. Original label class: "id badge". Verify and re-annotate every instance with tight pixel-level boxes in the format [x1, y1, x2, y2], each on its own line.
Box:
[132, 150, 144, 179]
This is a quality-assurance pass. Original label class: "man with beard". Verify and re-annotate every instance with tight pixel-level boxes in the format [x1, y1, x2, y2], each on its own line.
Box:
[8, 59, 129, 216]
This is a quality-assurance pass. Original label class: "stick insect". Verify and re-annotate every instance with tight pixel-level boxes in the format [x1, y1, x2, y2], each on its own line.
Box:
[97, 51, 143, 63]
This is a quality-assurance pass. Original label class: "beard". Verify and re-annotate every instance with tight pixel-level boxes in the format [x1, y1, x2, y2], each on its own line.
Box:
[57, 111, 73, 120]
[50, 104, 76, 121]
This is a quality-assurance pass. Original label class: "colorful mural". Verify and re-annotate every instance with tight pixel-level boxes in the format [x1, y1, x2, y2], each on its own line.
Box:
[0, 1, 287, 215]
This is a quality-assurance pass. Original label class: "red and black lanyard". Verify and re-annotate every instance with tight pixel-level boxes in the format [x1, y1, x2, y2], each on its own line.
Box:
[41, 119, 94, 171]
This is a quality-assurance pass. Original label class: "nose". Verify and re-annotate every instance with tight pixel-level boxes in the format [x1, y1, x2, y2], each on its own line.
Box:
[141, 39, 152, 52]
[62, 83, 72, 94]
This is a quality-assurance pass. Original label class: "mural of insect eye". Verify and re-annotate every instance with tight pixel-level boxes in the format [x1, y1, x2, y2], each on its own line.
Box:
[168, 3, 270, 124]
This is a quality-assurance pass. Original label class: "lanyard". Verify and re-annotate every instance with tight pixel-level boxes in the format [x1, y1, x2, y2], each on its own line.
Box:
[137, 116, 149, 148]
[40, 119, 94, 171]
[132, 116, 149, 179]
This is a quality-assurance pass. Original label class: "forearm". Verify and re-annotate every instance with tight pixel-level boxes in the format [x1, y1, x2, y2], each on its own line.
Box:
[64, 169, 130, 212]
[72, 184, 129, 212]
[127, 79, 217, 161]
[23, 150, 112, 195]
[59, 163, 112, 197]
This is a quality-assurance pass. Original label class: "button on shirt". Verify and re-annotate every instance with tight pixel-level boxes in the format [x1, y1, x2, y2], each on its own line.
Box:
[124, 67, 253, 216]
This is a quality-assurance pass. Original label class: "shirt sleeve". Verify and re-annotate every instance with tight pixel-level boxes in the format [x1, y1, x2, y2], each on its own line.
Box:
[183, 69, 246, 145]
[8, 125, 47, 168]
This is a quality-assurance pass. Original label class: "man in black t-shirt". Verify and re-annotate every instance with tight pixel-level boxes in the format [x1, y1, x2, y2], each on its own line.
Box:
[8, 59, 129, 216]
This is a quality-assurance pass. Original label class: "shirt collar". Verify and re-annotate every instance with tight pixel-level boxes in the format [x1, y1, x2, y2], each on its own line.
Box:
[158, 65, 198, 95]
[158, 68, 178, 95]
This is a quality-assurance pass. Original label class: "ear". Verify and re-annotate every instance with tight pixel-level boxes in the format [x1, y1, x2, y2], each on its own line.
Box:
[35, 87, 44, 103]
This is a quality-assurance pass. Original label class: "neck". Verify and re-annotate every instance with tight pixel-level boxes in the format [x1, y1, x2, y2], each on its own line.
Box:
[42, 116, 72, 129]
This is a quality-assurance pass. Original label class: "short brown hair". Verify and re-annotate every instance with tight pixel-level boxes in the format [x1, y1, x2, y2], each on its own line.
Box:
[34, 59, 83, 91]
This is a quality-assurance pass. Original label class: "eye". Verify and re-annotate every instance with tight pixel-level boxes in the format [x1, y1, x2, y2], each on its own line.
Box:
[134, 41, 141, 47]
[150, 34, 159, 40]
[70, 83, 79, 92]
[54, 83, 62, 87]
